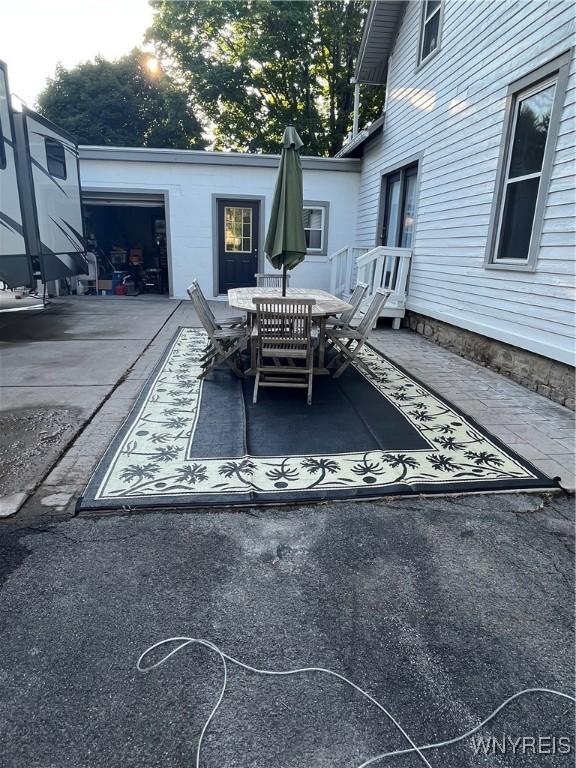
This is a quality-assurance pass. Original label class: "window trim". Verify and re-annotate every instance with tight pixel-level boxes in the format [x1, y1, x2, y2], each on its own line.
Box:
[485, 51, 572, 272]
[45, 136, 67, 180]
[303, 200, 329, 259]
[416, 0, 444, 70]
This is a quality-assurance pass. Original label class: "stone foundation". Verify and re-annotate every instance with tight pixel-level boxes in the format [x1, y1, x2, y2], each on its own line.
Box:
[404, 312, 575, 410]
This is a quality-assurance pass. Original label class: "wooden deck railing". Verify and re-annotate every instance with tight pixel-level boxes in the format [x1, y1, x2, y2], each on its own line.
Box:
[328, 246, 369, 297]
[329, 245, 412, 329]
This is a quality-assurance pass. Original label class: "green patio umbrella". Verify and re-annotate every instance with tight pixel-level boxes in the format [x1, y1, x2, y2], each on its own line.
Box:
[264, 126, 307, 296]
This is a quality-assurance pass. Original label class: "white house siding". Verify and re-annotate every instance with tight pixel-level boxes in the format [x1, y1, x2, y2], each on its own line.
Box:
[355, 0, 575, 366]
[79, 152, 359, 300]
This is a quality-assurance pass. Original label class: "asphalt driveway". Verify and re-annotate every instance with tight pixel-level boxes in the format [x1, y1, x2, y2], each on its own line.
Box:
[0, 492, 573, 768]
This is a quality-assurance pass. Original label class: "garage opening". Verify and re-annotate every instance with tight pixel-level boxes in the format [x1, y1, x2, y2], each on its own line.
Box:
[81, 191, 170, 296]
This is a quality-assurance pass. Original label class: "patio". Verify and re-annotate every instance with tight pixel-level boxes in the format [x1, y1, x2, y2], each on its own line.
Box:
[2, 294, 572, 522]
[76, 320, 557, 511]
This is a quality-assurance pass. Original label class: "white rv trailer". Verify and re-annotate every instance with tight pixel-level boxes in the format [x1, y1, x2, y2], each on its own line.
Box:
[0, 60, 87, 292]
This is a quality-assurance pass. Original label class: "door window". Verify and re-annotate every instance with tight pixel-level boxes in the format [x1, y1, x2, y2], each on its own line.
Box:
[380, 163, 419, 248]
[224, 206, 252, 252]
[218, 199, 259, 293]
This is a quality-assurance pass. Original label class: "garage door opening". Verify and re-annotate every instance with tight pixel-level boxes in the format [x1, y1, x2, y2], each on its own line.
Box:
[81, 191, 170, 296]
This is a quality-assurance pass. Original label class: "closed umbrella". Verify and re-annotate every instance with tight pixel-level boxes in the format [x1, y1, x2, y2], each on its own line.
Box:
[264, 126, 307, 296]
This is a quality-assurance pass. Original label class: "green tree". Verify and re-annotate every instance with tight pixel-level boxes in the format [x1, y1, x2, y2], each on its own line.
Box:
[147, 0, 383, 156]
[37, 50, 206, 149]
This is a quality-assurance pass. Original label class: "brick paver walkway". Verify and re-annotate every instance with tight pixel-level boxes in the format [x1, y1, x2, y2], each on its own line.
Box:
[370, 328, 575, 491]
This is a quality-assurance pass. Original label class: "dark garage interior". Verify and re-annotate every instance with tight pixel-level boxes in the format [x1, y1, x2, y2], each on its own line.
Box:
[81, 194, 169, 295]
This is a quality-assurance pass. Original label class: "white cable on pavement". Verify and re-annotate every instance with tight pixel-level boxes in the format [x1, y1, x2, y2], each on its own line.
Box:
[137, 636, 574, 768]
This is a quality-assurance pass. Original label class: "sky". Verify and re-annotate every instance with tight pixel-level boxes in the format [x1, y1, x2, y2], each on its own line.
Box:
[0, 0, 154, 108]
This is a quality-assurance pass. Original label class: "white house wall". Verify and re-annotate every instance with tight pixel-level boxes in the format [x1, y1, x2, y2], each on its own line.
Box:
[79, 156, 359, 300]
[356, 0, 575, 366]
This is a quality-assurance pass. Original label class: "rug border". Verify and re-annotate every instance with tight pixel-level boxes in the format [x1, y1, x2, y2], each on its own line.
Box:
[361, 339, 559, 485]
[77, 328, 559, 512]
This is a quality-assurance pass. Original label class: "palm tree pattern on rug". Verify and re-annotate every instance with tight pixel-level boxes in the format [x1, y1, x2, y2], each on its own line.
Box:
[90, 328, 543, 502]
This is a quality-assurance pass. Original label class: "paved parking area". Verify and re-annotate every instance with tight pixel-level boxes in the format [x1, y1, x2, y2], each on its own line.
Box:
[0, 297, 574, 767]
[1, 298, 573, 521]
[0, 296, 181, 516]
[0, 493, 574, 768]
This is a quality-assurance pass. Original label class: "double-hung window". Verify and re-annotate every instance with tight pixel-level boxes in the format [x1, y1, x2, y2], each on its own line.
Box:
[45, 137, 67, 180]
[486, 53, 571, 270]
[303, 201, 329, 257]
[418, 1, 443, 66]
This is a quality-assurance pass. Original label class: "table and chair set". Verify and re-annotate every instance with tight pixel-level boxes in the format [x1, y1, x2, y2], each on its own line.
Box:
[187, 274, 390, 405]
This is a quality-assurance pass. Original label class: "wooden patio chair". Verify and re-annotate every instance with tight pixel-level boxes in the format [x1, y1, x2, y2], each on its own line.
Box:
[326, 281, 369, 330]
[187, 280, 245, 329]
[325, 288, 391, 379]
[255, 272, 290, 289]
[252, 297, 315, 405]
[188, 283, 248, 379]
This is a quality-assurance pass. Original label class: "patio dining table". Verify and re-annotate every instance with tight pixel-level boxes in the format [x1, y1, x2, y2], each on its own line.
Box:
[228, 286, 353, 374]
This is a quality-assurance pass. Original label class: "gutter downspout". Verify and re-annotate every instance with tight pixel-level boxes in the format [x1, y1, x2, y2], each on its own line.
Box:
[351, 78, 360, 138]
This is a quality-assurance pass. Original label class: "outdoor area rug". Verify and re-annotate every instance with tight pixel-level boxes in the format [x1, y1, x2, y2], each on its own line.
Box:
[78, 327, 556, 511]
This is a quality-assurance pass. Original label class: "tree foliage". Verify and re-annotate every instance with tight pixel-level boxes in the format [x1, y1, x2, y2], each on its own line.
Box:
[37, 50, 206, 149]
[147, 0, 383, 155]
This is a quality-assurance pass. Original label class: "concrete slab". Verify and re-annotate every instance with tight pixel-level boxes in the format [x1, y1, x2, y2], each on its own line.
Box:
[0, 340, 146, 386]
[0, 313, 176, 342]
[0, 385, 110, 412]
[0, 492, 28, 517]
[35, 295, 178, 315]
[0, 297, 181, 504]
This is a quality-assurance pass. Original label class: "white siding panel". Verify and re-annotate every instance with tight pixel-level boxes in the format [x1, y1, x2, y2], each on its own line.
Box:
[355, 0, 575, 365]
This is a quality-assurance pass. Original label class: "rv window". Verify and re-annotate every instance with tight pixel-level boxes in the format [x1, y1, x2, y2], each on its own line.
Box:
[0, 115, 6, 170]
[45, 137, 67, 179]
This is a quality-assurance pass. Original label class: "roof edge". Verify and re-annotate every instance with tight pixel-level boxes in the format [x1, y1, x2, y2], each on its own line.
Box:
[335, 114, 385, 158]
[354, 1, 406, 85]
[354, 1, 378, 82]
[78, 146, 361, 172]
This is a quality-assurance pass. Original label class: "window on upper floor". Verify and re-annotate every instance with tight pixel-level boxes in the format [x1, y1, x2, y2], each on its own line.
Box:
[303, 201, 329, 257]
[45, 137, 67, 180]
[418, 0, 443, 67]
[485, 52, 571, 271]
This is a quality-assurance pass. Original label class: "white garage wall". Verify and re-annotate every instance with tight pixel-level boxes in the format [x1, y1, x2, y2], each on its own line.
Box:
[79, 149, 360, 300]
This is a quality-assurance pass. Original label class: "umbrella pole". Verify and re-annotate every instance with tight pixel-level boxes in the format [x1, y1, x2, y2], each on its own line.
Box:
[282, 265, 287, 297]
